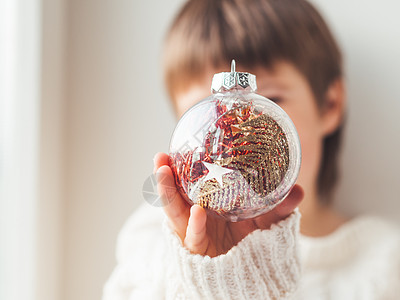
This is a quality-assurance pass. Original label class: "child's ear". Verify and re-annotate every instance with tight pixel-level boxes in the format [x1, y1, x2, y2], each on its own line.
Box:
[321, 78, 346, 136]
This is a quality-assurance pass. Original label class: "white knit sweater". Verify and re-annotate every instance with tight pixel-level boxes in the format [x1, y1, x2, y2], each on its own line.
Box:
[102, 203, 400, 299]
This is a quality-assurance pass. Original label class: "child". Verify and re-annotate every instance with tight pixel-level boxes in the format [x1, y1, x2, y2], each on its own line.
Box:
[103, 0, 400, 299]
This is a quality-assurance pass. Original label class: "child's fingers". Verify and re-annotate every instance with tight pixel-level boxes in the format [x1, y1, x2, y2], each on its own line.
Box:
[252, 184, 303, 229]
[153, 152, 170, 174]
[273, 184, 303, 219]
[156, 165, 191, 241]
[184, 205, 209, 255]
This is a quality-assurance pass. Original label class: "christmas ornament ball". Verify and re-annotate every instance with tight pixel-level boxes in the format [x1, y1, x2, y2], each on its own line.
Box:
[169, 60, 301, 222]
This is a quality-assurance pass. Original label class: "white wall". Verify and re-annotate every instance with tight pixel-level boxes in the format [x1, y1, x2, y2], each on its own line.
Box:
[64, 1, 183, 299]
[62, 1, 400, 300]
[37, 0, 66, 299]
[310, 0, 400, 219]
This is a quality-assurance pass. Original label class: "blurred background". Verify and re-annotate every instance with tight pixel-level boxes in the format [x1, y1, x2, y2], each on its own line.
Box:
[0, 0, 399, 299]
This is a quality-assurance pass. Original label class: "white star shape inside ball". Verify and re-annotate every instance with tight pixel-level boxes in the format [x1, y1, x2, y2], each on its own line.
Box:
[202, 161, 234, 187]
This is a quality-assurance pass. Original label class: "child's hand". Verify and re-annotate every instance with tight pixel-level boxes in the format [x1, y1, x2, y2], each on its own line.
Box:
[154, 152, 303, 258]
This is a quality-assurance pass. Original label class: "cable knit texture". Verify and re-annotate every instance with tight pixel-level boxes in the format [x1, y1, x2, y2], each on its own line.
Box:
[163, 210, 301, 299]
[102, 203, 400, 300]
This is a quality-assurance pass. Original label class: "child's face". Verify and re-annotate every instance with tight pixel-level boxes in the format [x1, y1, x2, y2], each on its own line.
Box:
[173, 61, 341, 202]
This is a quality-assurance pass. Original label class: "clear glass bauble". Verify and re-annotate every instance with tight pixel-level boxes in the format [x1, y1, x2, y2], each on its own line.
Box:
[169, 62, 301, 222]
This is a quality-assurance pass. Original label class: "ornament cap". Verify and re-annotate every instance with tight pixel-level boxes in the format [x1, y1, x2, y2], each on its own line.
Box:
[211, 59, 257, 93]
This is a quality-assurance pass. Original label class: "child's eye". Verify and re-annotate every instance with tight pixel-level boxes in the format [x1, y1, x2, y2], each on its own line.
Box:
[266, 96, 283, 104]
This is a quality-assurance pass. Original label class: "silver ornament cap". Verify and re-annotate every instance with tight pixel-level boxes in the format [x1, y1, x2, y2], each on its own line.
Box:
[211, 60, 257, 93]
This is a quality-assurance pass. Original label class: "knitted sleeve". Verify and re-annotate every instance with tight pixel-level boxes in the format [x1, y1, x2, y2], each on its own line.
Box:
[163, 209, 301, 300]
[102, 204, 301, 300]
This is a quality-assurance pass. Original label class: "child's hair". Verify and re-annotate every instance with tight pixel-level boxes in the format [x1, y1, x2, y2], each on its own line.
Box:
[163, 0, 343, 204]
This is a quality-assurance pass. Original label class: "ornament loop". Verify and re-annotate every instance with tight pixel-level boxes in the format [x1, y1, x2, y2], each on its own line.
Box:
[211, 60, 257, 93]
